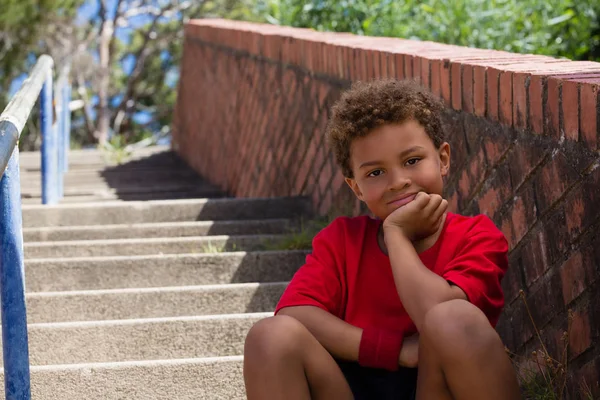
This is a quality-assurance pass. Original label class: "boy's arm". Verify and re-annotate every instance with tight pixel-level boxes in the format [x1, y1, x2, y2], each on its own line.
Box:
[277, 305, 362, 361]
[384, 228, 467, 331]
[383, 193, 508, 331]
[278, 305, 419, 368]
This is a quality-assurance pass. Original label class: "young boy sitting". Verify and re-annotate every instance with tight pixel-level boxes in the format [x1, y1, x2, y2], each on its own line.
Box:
[243, 79, 521, 400]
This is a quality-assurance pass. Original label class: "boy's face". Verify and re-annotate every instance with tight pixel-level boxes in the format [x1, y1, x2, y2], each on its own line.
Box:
[344, 120, 450, 221]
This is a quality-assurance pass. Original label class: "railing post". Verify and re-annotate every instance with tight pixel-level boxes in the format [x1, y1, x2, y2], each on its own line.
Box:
[0, 146, 32, 400]
[56, 82, 64, 201]
[62, 82, 71, 172]
[40, 70, 57, 205]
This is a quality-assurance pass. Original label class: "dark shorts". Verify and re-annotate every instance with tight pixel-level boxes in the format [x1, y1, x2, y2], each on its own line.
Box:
[337, 361, 418, 400]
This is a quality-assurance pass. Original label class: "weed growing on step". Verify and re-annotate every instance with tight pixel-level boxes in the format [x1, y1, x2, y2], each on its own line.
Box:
[506, 291, 596, 400]
[262, 216, 333, 251]
[199, 241, 232, 253]
[101, 135, 132, 165]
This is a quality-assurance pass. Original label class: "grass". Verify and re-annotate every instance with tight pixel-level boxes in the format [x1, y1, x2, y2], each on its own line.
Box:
[262, 216, 333, 251]
[199, 241, 238, 253]
[507, 291, 596, 400]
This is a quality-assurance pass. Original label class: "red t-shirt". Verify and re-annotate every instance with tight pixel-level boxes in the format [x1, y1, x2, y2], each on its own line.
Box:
[275, 213, 508, 336]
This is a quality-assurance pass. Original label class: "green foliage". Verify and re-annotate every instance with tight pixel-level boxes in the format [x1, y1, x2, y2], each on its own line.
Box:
[252, 0, 600, 62]
[0, 0, 82, 94]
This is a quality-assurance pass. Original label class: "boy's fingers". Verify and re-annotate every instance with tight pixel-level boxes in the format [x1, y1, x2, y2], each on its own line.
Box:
[423, 194, 442, 215]
[431, 199, 448, 223]
[414, 192, 430, 209]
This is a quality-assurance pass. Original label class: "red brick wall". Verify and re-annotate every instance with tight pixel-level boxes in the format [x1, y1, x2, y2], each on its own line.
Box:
[173, 19, 600, 395]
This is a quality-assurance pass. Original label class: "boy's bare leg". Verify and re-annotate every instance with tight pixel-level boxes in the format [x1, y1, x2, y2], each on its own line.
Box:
[416, 299, 521, 400]
[243, 315, 354, 400]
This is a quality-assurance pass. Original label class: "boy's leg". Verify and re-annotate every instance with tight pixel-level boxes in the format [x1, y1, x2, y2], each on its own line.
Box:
[416, 299, 521, 400]
[243, 315, 354, 400]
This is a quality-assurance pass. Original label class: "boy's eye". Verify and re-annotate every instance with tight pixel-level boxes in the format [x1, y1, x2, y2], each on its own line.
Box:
[406, 158, 420, 166]
[367, 169, 383, 177]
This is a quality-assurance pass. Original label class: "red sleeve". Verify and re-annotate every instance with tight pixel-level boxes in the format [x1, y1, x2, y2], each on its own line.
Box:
[274, 217, 346, 318]
[442, 216, 508, 327]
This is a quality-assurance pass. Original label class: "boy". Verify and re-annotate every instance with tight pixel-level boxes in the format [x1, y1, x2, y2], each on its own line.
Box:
[243, 79, 521, 399]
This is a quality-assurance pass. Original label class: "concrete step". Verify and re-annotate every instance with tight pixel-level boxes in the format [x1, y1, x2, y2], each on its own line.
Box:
[1, 313, 270, 366]
[20, 190, 226, 204]
[23, 219, 293, 241]
[24, 234, 288, 258]
[22, 197, 312, 227]
[26, 282, 287, 323]
[18, 146, 172, 168]
[20, 183, 224, 202]
[20, 167, 201, 182]
[24, 251, 307, 292]
[19, 178, 212, 194]
[2, 356, 246, 399]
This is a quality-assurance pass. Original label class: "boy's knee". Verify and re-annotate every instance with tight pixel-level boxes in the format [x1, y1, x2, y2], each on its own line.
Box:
[244, 315, 308, 360]
[421, 299, 499, 358]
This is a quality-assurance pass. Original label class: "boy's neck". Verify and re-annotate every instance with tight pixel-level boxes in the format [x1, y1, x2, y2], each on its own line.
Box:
[377, 212, 448, 255]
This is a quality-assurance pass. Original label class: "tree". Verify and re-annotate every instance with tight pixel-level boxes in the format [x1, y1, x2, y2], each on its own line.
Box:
[69, 0, 260, 146]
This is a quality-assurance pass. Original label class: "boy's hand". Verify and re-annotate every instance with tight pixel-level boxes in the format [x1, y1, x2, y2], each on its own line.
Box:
[383, 192, 447, 241]
[398, 334, 419, 368]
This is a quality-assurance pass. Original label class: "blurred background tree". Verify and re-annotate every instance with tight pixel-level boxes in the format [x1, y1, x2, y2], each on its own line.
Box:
[251, 0, 600, 62]
[2, 0, 599, 151]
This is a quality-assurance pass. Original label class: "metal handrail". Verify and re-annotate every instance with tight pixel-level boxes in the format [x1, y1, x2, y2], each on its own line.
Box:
[0, 54, 71, 399]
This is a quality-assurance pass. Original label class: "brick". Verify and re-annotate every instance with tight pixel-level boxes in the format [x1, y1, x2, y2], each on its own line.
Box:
[443, 112, 465, 170]
[510, 297, 535, 345]
[503, 186, 536, 249]
[420, 58, 430, 88]
[447, 190, 459, 213]
[501, 260, 523, 304]
[440, 60, 451, 106]
[430, 60, 442, 98]
[569, 310, 592, 358]
[513, 73, 528, 130]
[521, 228, 550, 286]
[387, 52, 396, 80]
[373, 49, 381, 78]
[380, 52, 389, 78]
[545, 78, 561, 138]
[404, 55, 413, 81]
[483, 129, 512, 167]
[473, 66, 486, 117]
[317, 158, 334, 196]
[529, 75, 544, 135]
[451, 63, 462, 110]
[507, 138, 549, 191]
[564, 167, 600, 240]
[477, 165, 512, 219]
[499, 71, 513, 127]
[570, 359, 600, 399]
[528, 270, 563, 328]
[318, 188, 334, 216]
[541, 206, 570, 266]
[394, 54, 405, 80]
[560, 248, 595, 305]
[412, 56, 421, 83]
[533, 151, 579, 215]
[580, 82, 599, 149]
[486, 68, 500, 121]
[462, 64, 474, 114]
[561, 80, 580, 141]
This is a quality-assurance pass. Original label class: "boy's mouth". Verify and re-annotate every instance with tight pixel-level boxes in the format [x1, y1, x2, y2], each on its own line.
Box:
[387, 193, 417, 208]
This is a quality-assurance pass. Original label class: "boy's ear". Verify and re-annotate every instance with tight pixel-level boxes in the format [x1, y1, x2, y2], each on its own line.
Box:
[345, 177, 364, 201]
[438, 142, 451, 177]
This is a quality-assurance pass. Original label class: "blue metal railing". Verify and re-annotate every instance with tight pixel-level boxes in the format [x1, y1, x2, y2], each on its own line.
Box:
[0, 54, 71, 399]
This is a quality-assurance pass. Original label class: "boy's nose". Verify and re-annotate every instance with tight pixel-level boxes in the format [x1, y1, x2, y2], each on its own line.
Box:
[387, 170, 411, 191]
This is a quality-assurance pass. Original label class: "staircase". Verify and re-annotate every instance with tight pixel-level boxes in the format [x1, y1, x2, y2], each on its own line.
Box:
[9, 146, 312, 399]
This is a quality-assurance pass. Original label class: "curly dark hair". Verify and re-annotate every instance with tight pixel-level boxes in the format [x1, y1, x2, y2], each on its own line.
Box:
[326, 79, 446, 178]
